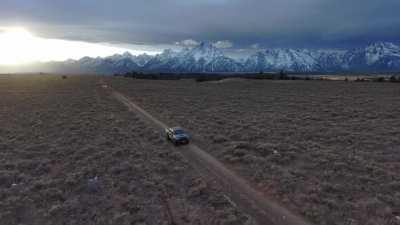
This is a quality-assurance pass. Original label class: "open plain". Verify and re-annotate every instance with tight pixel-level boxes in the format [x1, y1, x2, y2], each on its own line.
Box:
[1, 74, 400, 225]
[0, 75, 250, 225]
[108, 77, 400, 225]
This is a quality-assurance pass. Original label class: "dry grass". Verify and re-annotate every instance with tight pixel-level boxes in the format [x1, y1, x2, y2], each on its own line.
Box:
[0, 75, 247, 225]
[109, 77, 400, 225]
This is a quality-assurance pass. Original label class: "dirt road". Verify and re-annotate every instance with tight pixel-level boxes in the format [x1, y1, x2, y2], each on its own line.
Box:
[102, 82, 312, 225]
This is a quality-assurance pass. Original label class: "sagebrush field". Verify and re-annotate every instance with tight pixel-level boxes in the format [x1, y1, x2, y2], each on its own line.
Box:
[1, 74, 399, 225]
[0, 75, 248, 225]
[109, 77, 400, 225]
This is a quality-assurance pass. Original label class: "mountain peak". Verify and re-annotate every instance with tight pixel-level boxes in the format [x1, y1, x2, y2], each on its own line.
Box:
[122, 51, 133, 57]
[189, 41, 224, 61]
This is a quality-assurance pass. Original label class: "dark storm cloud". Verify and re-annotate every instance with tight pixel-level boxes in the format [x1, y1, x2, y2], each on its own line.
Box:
[1, 0, 399, 48]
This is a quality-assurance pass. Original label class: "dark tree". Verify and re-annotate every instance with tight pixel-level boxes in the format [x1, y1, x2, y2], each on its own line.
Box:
[389, 75, 399, 82]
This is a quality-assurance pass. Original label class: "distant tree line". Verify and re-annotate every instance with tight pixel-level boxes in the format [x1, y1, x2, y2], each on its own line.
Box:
[115, 71, 181, 80]
[244, 70, 313, 80]
[355, 75, 400, 83]
[115, 70, 400, 83]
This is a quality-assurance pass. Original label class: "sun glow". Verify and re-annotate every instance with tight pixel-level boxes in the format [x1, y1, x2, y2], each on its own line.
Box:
[0, 27, 141, 65]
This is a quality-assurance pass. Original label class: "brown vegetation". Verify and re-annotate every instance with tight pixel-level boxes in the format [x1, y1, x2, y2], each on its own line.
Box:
[109, 77, 400, 225]
[0, 75, 249, 225]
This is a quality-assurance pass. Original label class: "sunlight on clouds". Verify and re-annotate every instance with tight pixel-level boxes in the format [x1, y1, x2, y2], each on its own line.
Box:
[0, 27, 145, 65]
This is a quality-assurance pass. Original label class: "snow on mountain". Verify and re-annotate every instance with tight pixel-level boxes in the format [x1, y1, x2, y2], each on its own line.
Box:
[80, 53, 140, 74]
[244, 48, 344, 72]
[32, 41, 400, 74]
[186, 42, 224, 63]
[107, 52, 153, 67]
[132, 53, 153, 67]
[143, 42, 243, 72]
[244, 52, 268, 72]
[264, 49, 320, 72]
[365, 42, 400, 65]
[142, 49, 179, 71]
[47, 52, 142, 74]
[314, 50, 346, 72]
[245, 42, 400, 72]
[343, 42, 400, 71]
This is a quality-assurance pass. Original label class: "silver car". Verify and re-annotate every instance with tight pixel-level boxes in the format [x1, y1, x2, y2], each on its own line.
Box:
[165, 127, 190, 146]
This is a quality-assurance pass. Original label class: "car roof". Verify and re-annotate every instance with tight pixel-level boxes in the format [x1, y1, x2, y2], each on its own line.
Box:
[171, 127, 184, 131]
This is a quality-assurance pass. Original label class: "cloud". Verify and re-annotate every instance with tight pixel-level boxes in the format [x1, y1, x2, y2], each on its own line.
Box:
[0, 0, 399, 49]
[176, 39, 200, 47]
[213, 40, 233, 49]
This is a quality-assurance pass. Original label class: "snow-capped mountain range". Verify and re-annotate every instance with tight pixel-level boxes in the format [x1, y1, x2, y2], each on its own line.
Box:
[144, 42, 243, 73]
[10, 42, 400, 74]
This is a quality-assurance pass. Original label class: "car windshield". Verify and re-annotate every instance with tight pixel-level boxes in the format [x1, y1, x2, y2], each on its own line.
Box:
[173, 129, 185, 135]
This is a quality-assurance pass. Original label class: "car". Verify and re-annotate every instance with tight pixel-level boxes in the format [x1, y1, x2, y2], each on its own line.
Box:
[165, 127, 190, 146]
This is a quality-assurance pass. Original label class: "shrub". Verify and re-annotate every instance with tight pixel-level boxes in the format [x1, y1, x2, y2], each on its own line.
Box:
[374, 77, 385, 82]
[123, 71, 181, 80]
[389, 75, 399, 82]
[279, 70, 289, 80]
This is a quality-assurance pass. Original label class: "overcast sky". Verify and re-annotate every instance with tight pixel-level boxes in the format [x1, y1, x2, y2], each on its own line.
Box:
[1, 0, 399, 52]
